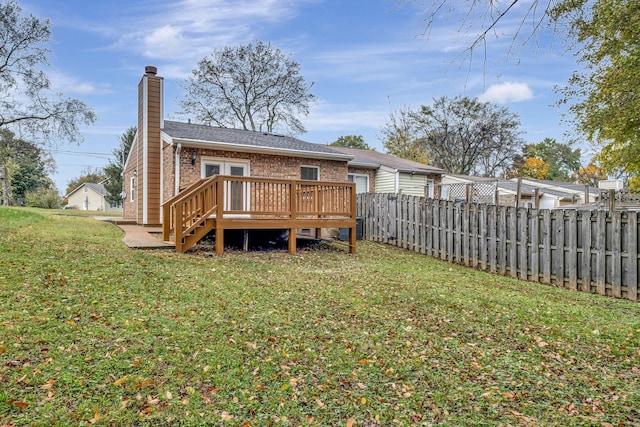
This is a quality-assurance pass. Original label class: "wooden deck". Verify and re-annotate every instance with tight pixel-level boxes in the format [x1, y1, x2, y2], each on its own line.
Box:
[162, 175, 357, 254]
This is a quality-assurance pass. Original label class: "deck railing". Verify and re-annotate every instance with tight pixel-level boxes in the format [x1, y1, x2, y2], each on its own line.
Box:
[162, 175, 356, 253]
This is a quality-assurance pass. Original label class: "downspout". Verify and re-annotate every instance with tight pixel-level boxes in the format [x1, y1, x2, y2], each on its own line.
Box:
[175, 143, 182, 196]
[395, 170, 400, 193]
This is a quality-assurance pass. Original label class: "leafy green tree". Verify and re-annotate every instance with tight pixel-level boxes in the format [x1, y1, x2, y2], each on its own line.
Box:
[11, 144, 54, 203]
[380, 106, 429, 164]
[523, 138, 581, 181]
[0, 129, 53, 205]
[553, 0, 640, 184]
[0, 1, 96, 144]
[330, 135, 371, 150]
[179, 41, 315, 136]
[103, 127, 136, 205]
[65, 167, 105, 196]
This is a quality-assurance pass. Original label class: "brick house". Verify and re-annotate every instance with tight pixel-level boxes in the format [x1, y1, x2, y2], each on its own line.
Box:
[123, 66, 353, 227]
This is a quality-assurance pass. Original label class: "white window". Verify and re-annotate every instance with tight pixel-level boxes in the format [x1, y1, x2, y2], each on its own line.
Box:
[201, 158, 250, 178]
[301, 165, 319, 181]
[130, 176, 135, 201]
[348, 173, 370, 194]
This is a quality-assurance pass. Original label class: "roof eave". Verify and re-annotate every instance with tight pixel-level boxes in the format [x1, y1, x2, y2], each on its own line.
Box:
[166, 136, 353, 161]
[348, 161, 380, 169]
[396, 168, 444, 175]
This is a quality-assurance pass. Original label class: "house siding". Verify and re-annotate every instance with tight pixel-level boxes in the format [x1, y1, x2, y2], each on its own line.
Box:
[398, 173, 427, 196]
[67, 188, 104, 211]
[375, 167, 396, 193]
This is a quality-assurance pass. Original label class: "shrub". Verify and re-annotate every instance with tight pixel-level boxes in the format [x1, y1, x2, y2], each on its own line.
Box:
[24, 188, 61, 209]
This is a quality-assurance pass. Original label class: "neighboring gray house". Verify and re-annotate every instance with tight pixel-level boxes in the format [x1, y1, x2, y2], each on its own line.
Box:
[65, 182, 122, 212]
[328, 147, 445, 197]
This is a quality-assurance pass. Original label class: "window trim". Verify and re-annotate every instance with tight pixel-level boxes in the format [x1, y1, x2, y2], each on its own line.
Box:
[201, 156, 250, 178]
[129, 176, 135, 202]
[348, 173, 370, 194]
[300, 165, 320, 181]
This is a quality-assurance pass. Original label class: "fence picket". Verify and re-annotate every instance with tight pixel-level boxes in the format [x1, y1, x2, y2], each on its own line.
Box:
[518, 209, 527, 281]
[627, 211, 638, 301]
[581, 211, 592, 293]
[611, 211, 622, 298]
[596, 210, 606, 295]
[488, 205, 497, 273]
[356, 194, 639, 302]
[509, 208, 518, 279]
[567, 210, 578, 290]
[541, 210, 552, 284]
[530, 209, 539, 283]
[480, 205, 488, 270]
[498, 207, 507, 275]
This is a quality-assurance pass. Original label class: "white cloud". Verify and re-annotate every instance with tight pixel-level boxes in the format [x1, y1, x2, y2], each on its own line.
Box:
[479, 81, 534, 103]
[48, 72, 112, 96]
[306, 103, 388, 132]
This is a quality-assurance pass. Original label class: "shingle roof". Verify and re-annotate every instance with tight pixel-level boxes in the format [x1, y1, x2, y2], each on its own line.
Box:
[66, 182, 107, 198]
[162, 121, 350, 159]
[328, 146, 445, 174]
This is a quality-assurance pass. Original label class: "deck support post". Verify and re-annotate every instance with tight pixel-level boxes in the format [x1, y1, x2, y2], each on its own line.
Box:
[243, 229, 249, 251]
[315, 228, 322, 239]
[349, 226, 356, 254]
[216, 228, 224, 255]
[288, 228, 297, 254]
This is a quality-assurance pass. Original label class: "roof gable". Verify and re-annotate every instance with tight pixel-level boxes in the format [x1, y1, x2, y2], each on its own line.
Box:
[66, 182, 107, 198]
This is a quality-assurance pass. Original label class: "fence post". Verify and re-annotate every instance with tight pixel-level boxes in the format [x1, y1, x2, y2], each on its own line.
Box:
[609, 189, 615, 211]
[584, 185, 590, 204]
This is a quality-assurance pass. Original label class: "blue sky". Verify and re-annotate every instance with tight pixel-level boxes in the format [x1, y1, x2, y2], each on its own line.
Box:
[20, 0, 583, 193]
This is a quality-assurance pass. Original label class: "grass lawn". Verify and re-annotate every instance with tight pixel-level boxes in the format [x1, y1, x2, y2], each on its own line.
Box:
[1, 207, 639, 426]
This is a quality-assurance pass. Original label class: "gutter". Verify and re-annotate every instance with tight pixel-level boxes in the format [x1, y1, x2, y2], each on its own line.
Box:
[163, 133, 353, 162]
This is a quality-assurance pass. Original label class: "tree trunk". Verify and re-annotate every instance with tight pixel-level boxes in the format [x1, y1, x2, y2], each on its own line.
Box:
[0, 160, 11, 206]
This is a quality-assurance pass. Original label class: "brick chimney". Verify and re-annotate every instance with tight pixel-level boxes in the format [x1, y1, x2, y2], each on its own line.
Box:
[135, 66, 164, 225]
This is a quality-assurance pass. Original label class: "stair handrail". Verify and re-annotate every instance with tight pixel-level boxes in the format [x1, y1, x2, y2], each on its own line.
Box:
[162, 176, 218, 241]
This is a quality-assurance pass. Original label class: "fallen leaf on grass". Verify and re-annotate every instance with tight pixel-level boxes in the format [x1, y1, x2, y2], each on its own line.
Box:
[9, 399, 28, 409]
[113, 376, 128, 386]
[347, 418, 355, 427]
[87, 411, 101, 424]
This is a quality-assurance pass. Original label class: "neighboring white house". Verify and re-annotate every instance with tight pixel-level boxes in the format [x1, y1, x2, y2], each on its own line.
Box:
[440, 174, 593, 208]
[328, 147, 445, 197]
[65, 182, 122, 212]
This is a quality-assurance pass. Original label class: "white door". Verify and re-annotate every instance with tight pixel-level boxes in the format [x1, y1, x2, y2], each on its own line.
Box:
[202, 159, 249, 212]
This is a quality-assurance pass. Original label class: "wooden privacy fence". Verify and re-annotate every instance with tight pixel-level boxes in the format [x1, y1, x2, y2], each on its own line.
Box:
[357, 193, 639, 301]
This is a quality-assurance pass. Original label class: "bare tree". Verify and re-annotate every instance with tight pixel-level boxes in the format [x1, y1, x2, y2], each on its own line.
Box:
[382, 96, 524, 176]
[401, 0, 558, 61]
[178, 41, 316, 136]
[0, 1, 96, 143]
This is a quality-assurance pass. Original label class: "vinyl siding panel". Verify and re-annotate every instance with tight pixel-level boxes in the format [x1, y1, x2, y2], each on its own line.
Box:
[398, 173, 426, 196]
[375, 167, 396, 193]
